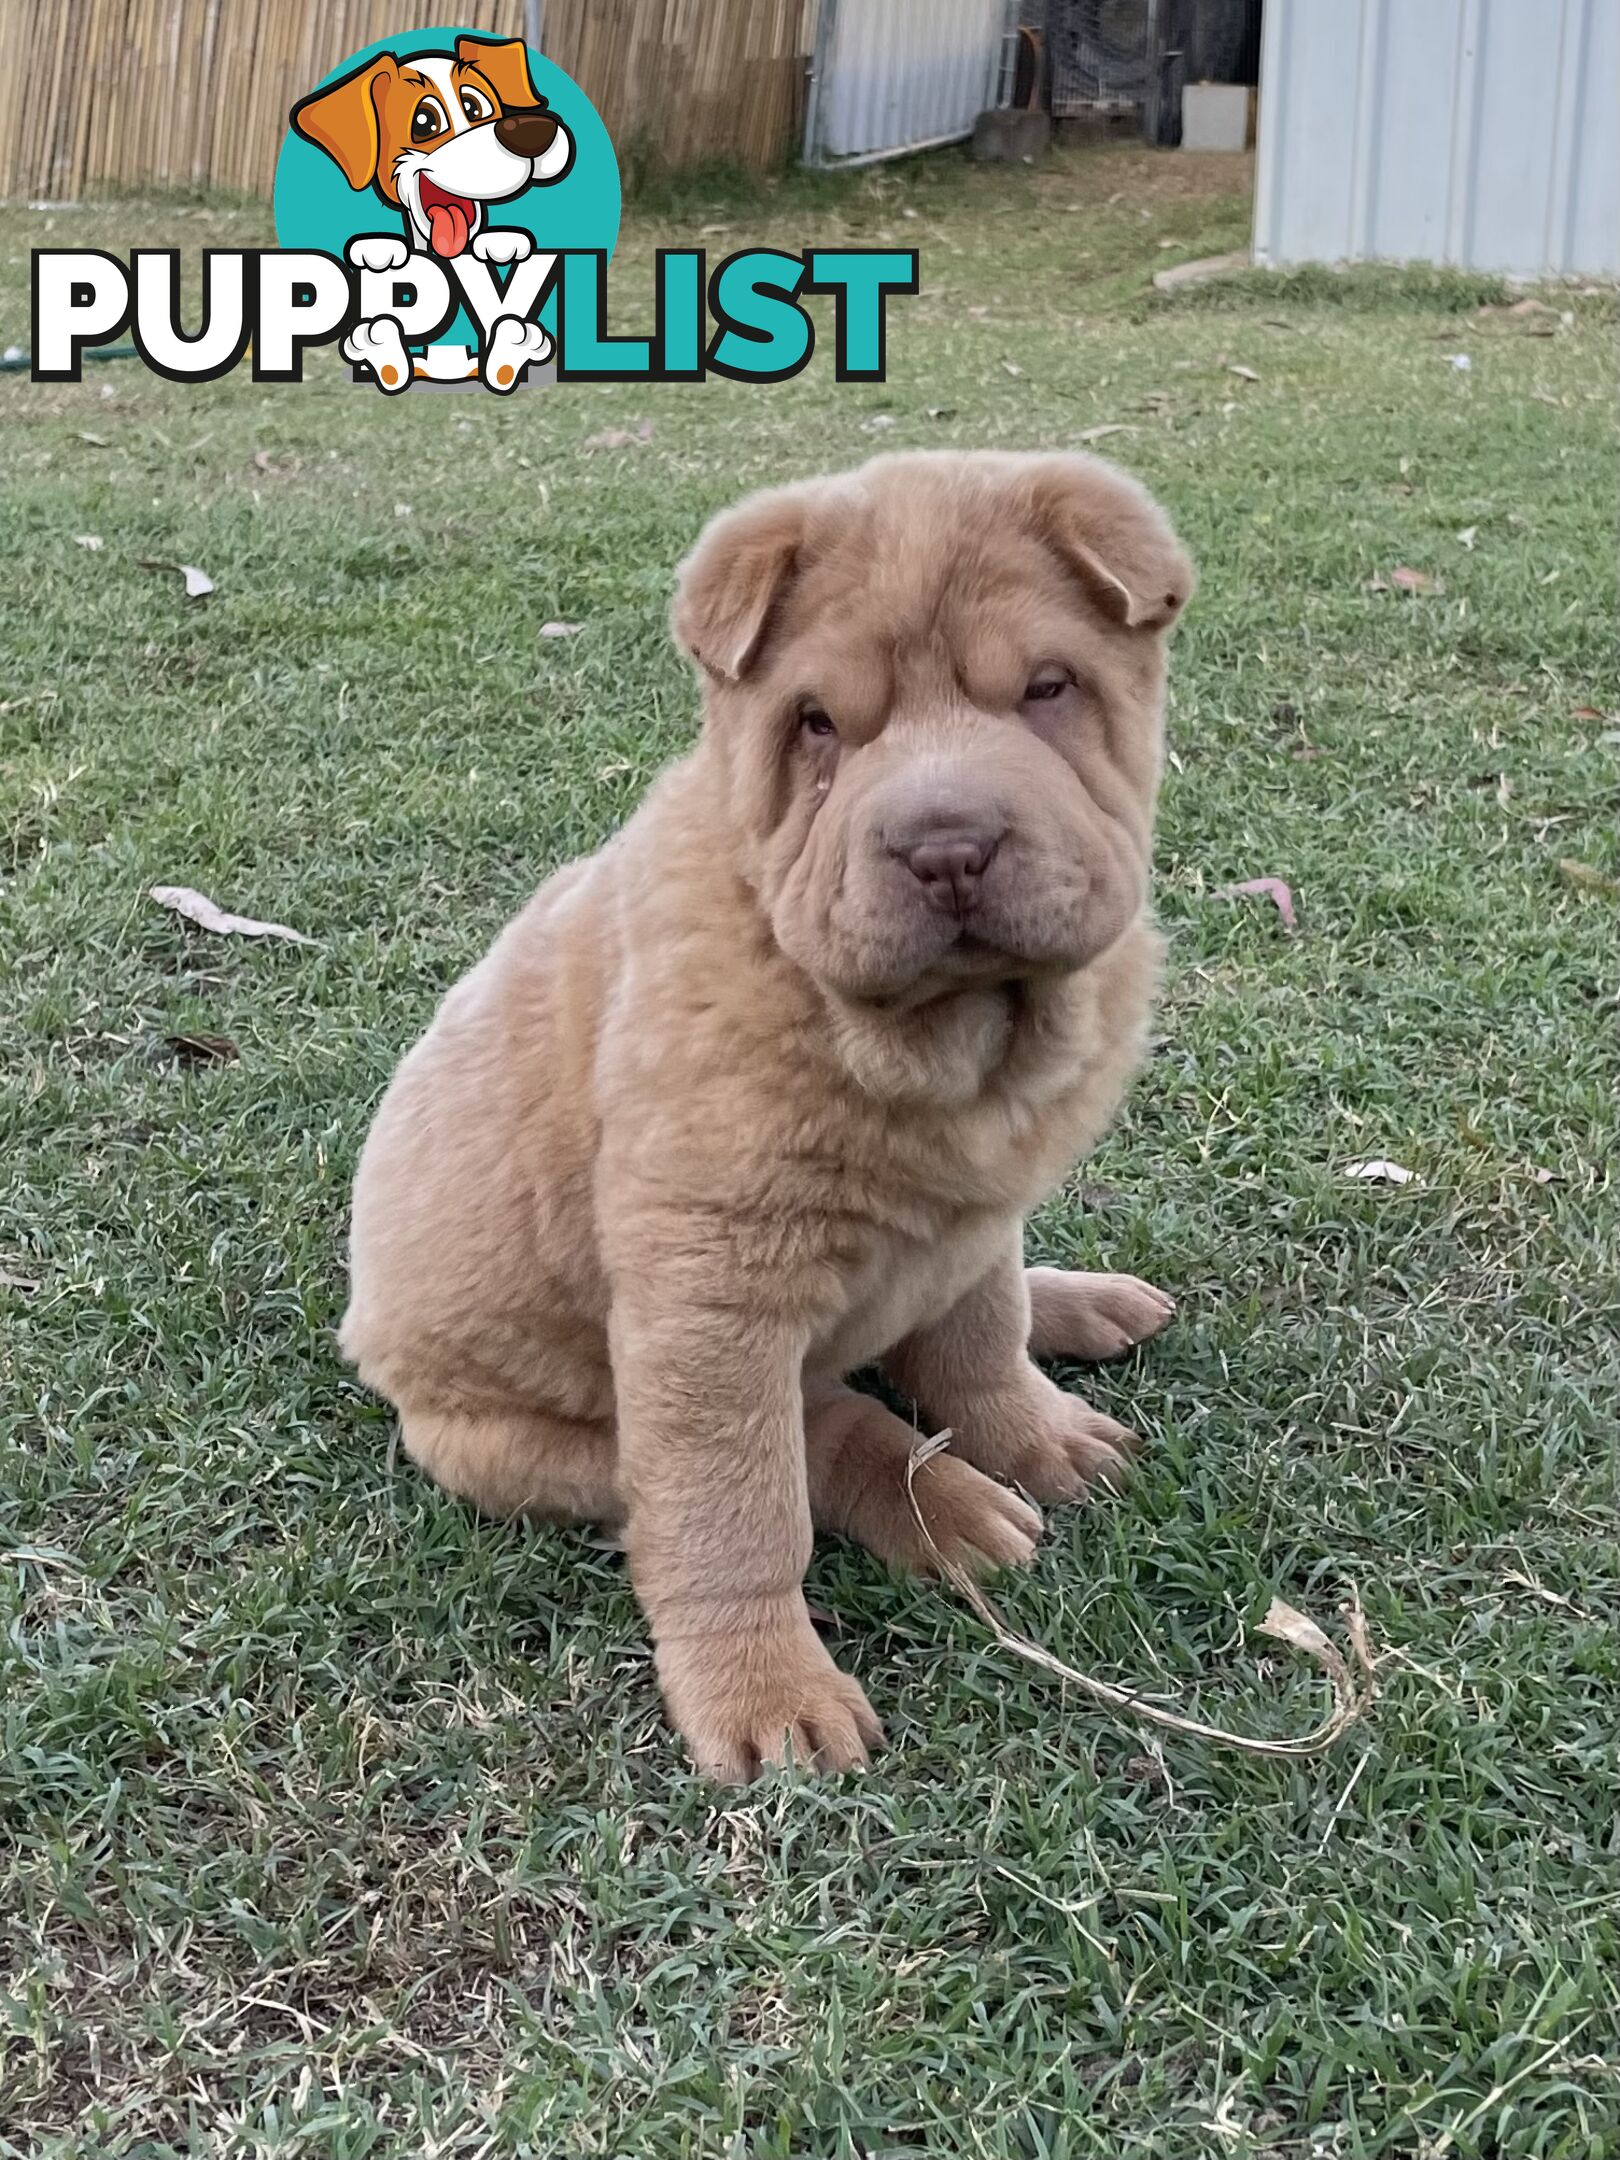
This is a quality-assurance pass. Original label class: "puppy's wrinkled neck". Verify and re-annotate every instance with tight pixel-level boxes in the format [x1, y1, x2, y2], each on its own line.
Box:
[816, 944, 1152, 1114]
[819, 977, 1022, 1107]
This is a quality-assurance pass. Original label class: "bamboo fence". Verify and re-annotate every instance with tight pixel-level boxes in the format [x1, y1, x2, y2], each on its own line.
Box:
[0, 0, 817, 200]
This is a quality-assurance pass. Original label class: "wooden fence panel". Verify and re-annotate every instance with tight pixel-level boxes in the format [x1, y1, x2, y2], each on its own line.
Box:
[0, 0, 815, 199]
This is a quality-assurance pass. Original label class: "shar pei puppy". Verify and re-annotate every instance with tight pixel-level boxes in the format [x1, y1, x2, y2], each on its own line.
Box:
[342, 449, 1194, 1779]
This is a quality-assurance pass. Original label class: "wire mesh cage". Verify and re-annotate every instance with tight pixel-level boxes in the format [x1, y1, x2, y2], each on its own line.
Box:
[1026, 0, 1260, 140]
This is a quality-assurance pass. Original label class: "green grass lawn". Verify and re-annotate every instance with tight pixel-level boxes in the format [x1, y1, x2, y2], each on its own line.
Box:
[2, 142, 1617, 2158]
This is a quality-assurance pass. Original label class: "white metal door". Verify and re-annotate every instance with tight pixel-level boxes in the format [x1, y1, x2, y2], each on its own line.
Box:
[804, 0, 1013, 168]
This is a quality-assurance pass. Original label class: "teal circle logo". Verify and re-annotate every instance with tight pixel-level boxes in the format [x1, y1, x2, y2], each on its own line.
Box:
[272, 28, 618, 386]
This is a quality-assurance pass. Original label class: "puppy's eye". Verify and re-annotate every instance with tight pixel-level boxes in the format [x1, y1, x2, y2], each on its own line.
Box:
[799, 705, 837, 739]
[1023, 670, 1070, 703]
[460, 87, 493, 122]
[411, 96, 449, 141]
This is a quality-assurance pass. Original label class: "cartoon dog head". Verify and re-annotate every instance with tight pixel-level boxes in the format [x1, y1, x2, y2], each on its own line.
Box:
[291, 36, 574, 258]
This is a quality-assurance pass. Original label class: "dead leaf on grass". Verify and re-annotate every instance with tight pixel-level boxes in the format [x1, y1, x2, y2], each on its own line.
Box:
[1226, 363, 1261, 382]
[139, 559, 215, 599]
[581, 419, 654, 450]
[165, 1031, 240, 1065]
[149, 885, 317, 946]
[77, 430, 110, 448]
[1125, 1752, 1171, 1787]
[1214, 876, 1297, 931]
[1074, 422, 1137, 443]
[1558, 858, 1620, 896]
[1369, 566, 1443, 596]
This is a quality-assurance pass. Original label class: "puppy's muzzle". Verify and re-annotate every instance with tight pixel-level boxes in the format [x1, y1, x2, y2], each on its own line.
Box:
[495, 107, 562, 158]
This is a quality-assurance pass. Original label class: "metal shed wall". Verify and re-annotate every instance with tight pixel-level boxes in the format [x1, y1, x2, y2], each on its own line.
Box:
[1253, 0, 1620, 278]
[804, 0, 1010, 167]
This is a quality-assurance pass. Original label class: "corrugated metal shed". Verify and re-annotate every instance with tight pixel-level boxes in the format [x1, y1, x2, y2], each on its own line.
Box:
[1254, 0, 1620, 278]
[804, 0, 1012, 167]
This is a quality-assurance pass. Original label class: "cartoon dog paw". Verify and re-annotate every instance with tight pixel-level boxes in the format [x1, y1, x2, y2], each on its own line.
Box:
[343, 318, 412, 394]
[472, 228, 534, 267]
[482, 316, 552, 393]
[346, 235, 410, 274]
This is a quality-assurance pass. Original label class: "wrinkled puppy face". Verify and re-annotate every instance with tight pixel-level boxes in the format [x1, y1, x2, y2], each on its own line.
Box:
[672, 451, 1194, 1006]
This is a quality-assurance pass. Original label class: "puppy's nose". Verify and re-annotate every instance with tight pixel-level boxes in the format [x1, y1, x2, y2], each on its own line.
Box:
[903, 830, 998, 916]
[494, 107, 561, 157]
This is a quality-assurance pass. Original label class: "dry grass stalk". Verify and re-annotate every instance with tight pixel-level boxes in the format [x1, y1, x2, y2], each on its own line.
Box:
[905, 1431, 1377, 1759]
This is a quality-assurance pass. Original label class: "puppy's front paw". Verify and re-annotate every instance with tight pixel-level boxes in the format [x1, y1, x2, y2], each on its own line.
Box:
[656, 1616, 884, 1782]
[1027, 1268, 1176, 1361]
[472, 227, 534, 265]
[1005, 1395, 1142, 1506]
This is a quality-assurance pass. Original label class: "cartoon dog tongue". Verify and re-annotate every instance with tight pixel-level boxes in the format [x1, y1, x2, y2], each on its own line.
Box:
[426, 197, 472, 257]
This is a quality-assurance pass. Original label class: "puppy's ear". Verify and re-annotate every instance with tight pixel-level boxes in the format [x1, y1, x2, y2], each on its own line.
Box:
[672, 491, 806, 681]
[457, 35, 540, 110]
[1033, 455, 1195, 633]
[290, 57, 396, 190]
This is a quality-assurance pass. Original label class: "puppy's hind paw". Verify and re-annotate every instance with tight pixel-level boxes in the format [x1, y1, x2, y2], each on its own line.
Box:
[1027, 1268, 1176, 1362]
[1006, 1396, 1142, 1507]
[868, 1449, 1042, 1580]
